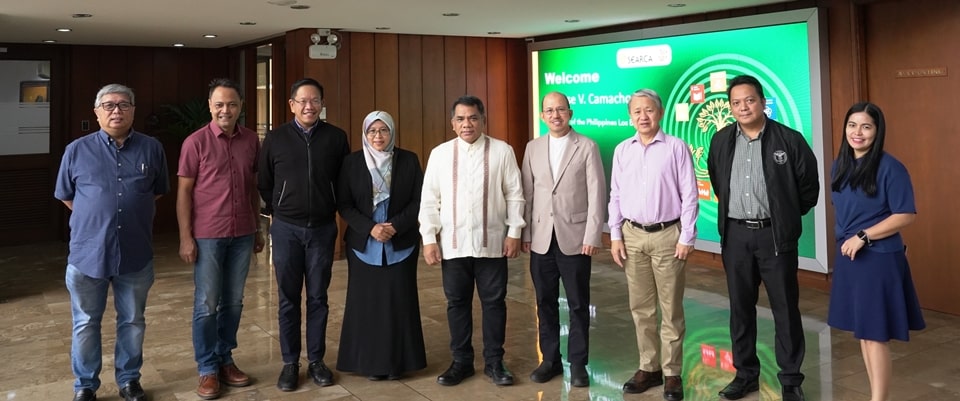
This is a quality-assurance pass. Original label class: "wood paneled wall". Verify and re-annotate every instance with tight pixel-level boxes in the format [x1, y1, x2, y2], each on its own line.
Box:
[284, 30, 530, 166]
[859, 0, 960, 314]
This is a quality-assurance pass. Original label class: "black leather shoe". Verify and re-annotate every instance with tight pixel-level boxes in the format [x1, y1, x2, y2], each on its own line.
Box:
[622, 369, 663, 394]
[663, 376, 684, 401]
[277, 363, 299, 392]
[308, 361, 334, 387]
[782, 385, 805, 401]
[72, 389, 96, 401]
[437, 361, 475, 386]
[118, 381, 146, 401]
[570, 364, 589, 387]
[529, 360, 562, 383]
[484, 361, 514, 386]
[718, 377, 759, 400]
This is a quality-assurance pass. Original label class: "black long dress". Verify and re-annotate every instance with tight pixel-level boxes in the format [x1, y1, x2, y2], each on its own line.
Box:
[335, 149, 426, 377]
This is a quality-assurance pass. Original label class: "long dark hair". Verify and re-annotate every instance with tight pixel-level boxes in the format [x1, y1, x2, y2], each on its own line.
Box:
[831, 102, 886, 196]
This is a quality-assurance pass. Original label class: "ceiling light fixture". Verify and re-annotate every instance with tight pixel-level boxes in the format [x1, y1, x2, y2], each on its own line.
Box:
[290, 4, 310, 9]
[239, 21, 257, 26]
[564, 19, 580, 23]
[56, 28, 72, 32]
[72, 13, 92, 18]
[667, 3, 686, 7]
[173, 43, 185, 47]
[488, 31, 501, 35]
[442, 13, 459, 17]
[42, 40, 57, 43]
[203, 34, 217, 38]
[375, 27, 390, 30]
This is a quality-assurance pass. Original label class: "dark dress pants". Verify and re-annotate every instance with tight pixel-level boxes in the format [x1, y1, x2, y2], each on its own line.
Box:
[441, 256, 508, 366]
[722, 222, 805, 386]
[530, 233, 591, 365]
[270, 218, 337, 364]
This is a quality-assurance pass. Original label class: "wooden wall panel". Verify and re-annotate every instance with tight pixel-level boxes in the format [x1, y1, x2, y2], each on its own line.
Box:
[484, 39, 509, 144]
[398, 35, 424, 157]
[465, 37, 488, 105]
[504, 39, 529, 157]
[350, 32, 376, 151]
[443, 37, 467, 141]
[421, 36, 448, 155]
[374, 33, 400, 123]
[861, 0, 960, 314]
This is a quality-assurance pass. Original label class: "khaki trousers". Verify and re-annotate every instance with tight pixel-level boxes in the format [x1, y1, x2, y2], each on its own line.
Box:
[622, 222, 687, 376]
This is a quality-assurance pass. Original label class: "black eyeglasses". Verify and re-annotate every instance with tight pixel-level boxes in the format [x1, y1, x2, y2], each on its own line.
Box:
[100, 102, 134, 112]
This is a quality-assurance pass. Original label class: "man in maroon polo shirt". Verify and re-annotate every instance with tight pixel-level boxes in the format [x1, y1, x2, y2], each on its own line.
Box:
[177, 78, 265, 400]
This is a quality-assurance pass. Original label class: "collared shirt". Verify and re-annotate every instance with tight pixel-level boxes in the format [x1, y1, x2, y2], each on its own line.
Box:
[548, 133, 569, 181]
[178, 121, 260, 239]
[354, 198, 415, 265]
[294, 118, 317, 137]
[727, 123, 771, 219]
[55, 130, 170, 279]
[419, 134, 525, 259]
[607, 129, 699, 245]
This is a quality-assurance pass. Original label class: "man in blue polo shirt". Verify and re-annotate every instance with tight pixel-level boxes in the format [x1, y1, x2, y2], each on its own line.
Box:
[55, 83, 170, 401]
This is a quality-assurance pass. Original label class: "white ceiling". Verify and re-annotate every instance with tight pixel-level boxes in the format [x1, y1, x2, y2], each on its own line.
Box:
[0, 0, 790, 48]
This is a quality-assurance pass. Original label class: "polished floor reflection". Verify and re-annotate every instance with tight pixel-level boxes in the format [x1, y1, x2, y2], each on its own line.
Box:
[2, 233, 959, 401]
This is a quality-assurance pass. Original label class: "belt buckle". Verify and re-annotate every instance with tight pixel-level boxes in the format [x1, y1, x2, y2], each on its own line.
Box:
[744, 220, 762, 229]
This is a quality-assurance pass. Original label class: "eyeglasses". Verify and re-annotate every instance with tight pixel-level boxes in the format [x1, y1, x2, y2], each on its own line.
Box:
[542, 107, 569, 116]
[291, 98, 322, 107]
[100, 102, 134, 112]
[365, 128, 391, 138]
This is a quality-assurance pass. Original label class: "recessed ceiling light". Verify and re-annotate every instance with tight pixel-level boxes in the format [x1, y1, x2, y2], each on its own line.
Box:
[564, 19, 580, 23]
[42, 40, 57, 43]
[72, 13, 92, 18]
[203, 34, 217, 38]
[487, 31, 501, 35]
[667, 3, 686, 7]
[56, 28, 72, 32]
[442, 12, 459, 17]
[239, 21, 257, 26]
[173, 43, 185, 47]
[375, 27, 390, 30]
[290, 4, 310, 9]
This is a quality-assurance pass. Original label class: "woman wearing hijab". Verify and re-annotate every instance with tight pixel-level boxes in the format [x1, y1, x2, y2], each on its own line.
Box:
[336, 111, 427, 380]
[828, 102, 925, 401]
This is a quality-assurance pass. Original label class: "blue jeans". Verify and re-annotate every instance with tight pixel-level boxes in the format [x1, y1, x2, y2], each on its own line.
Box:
[66, 263, 154, 392]
[192, 235, 254, 375]
[270, 218, 337, 363]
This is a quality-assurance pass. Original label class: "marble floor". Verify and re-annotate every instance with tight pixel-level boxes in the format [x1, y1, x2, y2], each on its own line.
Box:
[1, 232, 959, 401]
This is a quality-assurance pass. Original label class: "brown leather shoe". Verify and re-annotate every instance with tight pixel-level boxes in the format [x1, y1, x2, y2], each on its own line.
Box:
[219, 363, 251, 387]
[197, 374, 220, 400]
[622, 369, 663, 394]
[664, 376, 684, 400]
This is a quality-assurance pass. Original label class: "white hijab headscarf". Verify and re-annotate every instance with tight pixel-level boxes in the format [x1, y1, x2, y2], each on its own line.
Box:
[362, 111, 396, 210]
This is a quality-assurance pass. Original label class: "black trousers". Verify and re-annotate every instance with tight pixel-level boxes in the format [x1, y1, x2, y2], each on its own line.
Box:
[529, 233, 591, 366]
[441, 256, 508, 366]
[270, 218, 337, 364]
[722, 222, 805, 386]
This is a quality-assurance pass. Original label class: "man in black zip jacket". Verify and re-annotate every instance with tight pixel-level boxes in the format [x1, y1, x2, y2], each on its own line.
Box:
[257, 78, 350, 392]
[706, 75, 819, 401]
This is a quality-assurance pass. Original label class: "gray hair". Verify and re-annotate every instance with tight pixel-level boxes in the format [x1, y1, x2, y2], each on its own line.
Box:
[94, 84, 135, 108]
[629, 89, 662, 110]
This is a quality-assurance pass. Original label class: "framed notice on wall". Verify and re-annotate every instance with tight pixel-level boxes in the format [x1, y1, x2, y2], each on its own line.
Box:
[20, 80, 50, 103]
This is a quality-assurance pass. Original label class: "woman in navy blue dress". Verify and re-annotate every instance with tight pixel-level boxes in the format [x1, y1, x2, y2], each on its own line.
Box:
[828, 102, 925, 401]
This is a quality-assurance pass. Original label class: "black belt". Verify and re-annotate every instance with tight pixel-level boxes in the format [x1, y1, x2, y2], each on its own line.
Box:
[628, 218, 680, 233]
[729, 218, 771, 230]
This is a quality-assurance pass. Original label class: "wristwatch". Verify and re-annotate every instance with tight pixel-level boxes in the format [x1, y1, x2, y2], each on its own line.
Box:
[856, 230, 872, 246]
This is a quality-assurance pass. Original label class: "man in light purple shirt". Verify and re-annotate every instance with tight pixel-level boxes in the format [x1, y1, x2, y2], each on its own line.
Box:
[608, 89, 698, 401]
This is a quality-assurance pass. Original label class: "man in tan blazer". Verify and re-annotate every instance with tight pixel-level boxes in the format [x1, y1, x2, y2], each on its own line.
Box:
[521, 91, 606, 388]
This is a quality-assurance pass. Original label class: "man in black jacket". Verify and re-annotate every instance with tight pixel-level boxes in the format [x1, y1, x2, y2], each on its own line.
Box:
[258, 78, 350, 392]
[706, 75, 819, 401]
